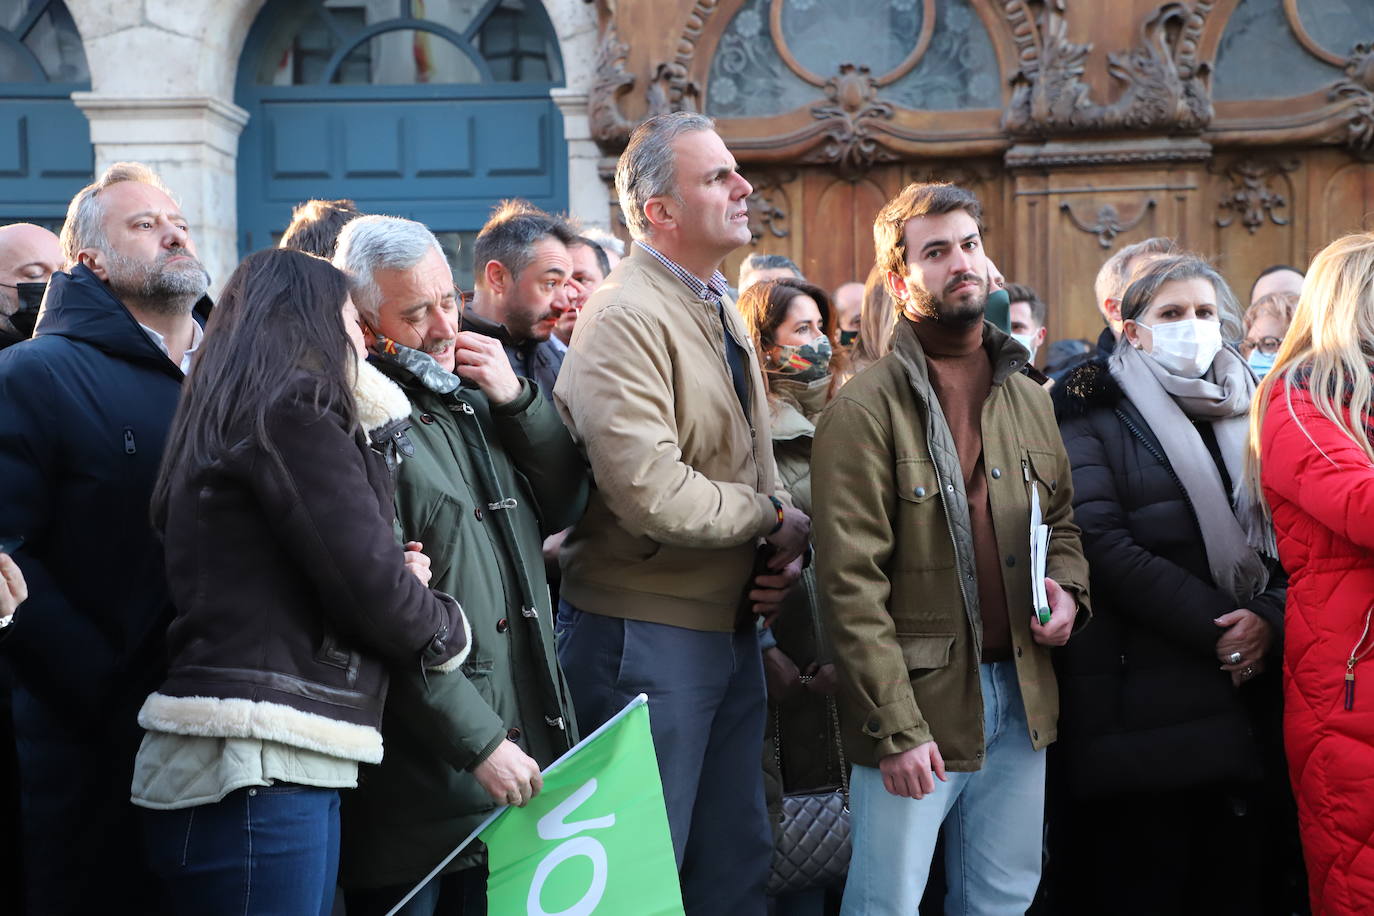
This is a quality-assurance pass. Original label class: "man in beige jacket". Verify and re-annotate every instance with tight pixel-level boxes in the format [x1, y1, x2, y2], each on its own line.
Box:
[553, 111, 808, 914]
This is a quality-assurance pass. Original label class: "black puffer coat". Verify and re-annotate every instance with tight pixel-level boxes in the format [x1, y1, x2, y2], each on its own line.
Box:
[1051, 358, 1286, 799]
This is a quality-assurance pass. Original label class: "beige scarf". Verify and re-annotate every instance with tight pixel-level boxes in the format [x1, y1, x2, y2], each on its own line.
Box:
[1109, 343, 1270, 604]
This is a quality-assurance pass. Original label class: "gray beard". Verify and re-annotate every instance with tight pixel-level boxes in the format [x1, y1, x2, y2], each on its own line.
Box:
[104, 247, 209, 315]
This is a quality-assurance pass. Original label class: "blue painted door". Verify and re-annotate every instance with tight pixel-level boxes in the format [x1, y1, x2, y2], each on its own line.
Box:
[0, 0, 92, 230]
[236, 0, 567, 287]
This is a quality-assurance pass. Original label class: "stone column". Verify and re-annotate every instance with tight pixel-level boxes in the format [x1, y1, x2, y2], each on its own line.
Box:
[71, 94, 249, 294]
[551, 88, 612, 230]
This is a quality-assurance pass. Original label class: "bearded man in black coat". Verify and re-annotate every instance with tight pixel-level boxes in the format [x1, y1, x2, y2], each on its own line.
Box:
[0, 162, 209, 915]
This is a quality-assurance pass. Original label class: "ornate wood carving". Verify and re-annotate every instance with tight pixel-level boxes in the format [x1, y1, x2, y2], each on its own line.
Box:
[588, 3, 716, 149]
[1215, 157, 1299, 234]
[744, 169, 796, 241]
[588, 23, 638, 148]
[801, 64, 898, 181]
[1060, 198, 1157, 249]
[1328, 44, 1374, 159]
[1002, 1, 1214, 138]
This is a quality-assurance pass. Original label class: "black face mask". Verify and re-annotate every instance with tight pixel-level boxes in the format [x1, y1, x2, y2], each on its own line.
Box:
[6, 282, 45, 339]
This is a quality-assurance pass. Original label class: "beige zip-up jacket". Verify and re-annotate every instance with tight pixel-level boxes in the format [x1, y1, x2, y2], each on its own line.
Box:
[553, 244, 789, 632]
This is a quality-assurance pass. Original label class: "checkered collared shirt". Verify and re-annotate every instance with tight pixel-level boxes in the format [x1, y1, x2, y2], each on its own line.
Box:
[636, 241, 730, 304]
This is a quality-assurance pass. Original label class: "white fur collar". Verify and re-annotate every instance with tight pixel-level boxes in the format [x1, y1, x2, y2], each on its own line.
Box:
[353, 353, 412, 435]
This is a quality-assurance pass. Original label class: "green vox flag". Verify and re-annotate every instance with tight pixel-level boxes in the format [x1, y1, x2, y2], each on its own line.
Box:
[478, 694, 683, 916]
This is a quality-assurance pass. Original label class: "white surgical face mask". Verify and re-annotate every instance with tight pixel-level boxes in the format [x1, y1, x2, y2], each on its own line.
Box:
[1136, 317, 1223, 378]
[1010, 332, 1038, 363]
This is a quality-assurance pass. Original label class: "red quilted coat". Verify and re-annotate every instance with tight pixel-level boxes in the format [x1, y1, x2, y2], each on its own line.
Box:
[1261, 379, 1374, 915]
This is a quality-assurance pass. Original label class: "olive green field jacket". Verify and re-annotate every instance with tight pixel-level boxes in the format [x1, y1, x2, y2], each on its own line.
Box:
[340, 374, 588, 888]
[812, 318, 1090, 771]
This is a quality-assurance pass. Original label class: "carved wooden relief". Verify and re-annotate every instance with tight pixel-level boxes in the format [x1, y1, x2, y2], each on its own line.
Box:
[1214, 156, 1299, 234]
[1061, 198, 1157, 248]
[744, 169, 796, 241]
[1001, 0, 1214, 137]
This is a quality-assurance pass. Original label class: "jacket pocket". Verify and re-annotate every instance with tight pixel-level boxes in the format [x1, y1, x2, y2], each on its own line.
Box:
[1024, 448, 1063, 502]
[896, 633, 956, 673]
[893, 458, 956, 571]
[316, 631, 360, 686]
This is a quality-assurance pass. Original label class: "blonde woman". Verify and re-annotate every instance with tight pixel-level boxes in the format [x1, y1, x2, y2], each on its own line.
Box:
[1249, 232, 1374, 916]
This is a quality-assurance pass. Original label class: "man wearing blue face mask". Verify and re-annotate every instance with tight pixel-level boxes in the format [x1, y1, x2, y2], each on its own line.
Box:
[1240, 291, 1298, 379]
[0, 223, 63, 350]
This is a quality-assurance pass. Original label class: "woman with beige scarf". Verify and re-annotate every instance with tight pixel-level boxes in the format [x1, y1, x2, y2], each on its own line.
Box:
[1044, 255, 1298, 915]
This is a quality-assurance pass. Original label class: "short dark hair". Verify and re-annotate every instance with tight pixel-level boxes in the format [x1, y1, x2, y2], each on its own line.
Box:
[474, 200, 576, 286]
[742, 253, 802, 276]
[571, 236, 611, 277]
[1249, 263, 1304, 300]
[1003, 282, 1047, 327]
[874, 183, 984, 279]
[279, 199, 363, 258]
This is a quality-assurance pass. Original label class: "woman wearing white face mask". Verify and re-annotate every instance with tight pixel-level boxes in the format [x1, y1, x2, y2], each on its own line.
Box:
[738, 277, 848, 909]
[1043, 255, 1298, 914]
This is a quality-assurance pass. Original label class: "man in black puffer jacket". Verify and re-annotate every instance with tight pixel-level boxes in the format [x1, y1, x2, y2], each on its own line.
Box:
[0, 162, 209, 915]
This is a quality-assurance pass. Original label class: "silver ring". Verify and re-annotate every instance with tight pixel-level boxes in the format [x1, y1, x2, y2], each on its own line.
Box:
[1227, 651, 1243, 665]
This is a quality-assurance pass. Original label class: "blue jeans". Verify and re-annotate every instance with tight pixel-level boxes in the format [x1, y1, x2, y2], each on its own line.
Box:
[842, 661, 1046, 915]
[143, 784, 340, 916]
[558, 603, 772, 916]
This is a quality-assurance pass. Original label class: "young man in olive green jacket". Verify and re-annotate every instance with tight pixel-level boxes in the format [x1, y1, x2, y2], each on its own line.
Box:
[813, 183, 1090, 914]
[332, 216, 588, 915]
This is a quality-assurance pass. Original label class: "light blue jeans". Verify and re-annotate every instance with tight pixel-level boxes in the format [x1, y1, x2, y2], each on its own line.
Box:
[841, 661, 1046, 915]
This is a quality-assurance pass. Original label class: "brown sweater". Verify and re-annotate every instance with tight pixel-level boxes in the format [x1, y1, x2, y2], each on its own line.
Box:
[911, 316, 1012, 662]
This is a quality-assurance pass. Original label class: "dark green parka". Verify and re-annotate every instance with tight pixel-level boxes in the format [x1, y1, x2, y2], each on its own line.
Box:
[340, 371, 587, 889]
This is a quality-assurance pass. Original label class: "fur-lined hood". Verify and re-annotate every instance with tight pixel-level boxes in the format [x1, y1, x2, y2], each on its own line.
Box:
[354, 352, 412, 435]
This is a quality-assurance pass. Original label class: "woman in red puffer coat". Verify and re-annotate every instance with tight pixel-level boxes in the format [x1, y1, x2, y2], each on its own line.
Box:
[1251, 230, 1374, 916]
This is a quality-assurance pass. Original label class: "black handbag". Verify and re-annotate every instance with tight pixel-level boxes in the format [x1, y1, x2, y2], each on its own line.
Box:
[766, 692, 851, 896]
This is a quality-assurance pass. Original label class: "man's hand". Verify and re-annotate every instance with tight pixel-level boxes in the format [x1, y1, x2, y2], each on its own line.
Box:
[763, 646, 803, 703]
[750, 554, 802, 625]
[0, 553, 26, 620]
[764, 506, 810, 568]
[402, 541, 432, 587]
[1030, 577, 1078, 646]
[1216, 609, 1273, 682]
[878, 741, 947, 799]
[453, 331, 522, 405]
[473, 739, 544, 807]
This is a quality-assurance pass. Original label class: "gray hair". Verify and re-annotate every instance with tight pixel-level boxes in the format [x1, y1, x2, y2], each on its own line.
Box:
[473, 200, 575, 287]
[59, 161, 176, 267]
[332, 214, 446, 324]
[615, 111, 716, 240]
[1093, 237, 1179, 317]
[741, 253, 801, 276]
[580, 226, 624, 258]
[1118, 254, 1243, 344]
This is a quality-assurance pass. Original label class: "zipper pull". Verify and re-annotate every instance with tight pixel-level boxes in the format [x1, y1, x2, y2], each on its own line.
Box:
[1348, 657, 1358, 711]
[123, 427, 136, 455]
[1022, 459, 1030, 482]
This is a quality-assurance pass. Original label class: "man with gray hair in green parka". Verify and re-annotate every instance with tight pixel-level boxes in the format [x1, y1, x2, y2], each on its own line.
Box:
[332, 214, 588, 915]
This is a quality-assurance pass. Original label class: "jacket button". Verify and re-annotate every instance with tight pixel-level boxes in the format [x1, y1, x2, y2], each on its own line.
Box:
[946, 484, 955, 494]
[419, 413, 435, 425]
[496, 617, 509, 633]
[914, 486, 926, 498]
[1032, 729, 1040, 741]
[991, 467, 1001, 479]
[474, 507, 484, 521]
[1005, 555, 1016, 567]
[865, 717, 880, 735]
[507, 727, 522, 741]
